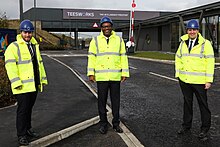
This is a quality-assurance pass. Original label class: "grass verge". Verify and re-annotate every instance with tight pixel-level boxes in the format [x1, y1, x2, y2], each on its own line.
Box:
[131, 51, 220, 63]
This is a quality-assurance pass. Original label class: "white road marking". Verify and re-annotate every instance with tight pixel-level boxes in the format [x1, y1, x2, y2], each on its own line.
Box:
[43, 54, 87, 57]
[149, 72, 178, 82]
[0, 103, 17, 111]
[129, 66, 137, 69]
[215, 66, 220, 70]
[46, 55, 144, 147]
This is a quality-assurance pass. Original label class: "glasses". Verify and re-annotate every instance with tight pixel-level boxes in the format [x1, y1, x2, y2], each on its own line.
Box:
[101, 25, 112, 29]
[23, 31, 32, 34]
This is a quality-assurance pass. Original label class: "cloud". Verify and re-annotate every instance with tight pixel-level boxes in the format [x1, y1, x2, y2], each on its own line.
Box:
[0, 0, 219, 19]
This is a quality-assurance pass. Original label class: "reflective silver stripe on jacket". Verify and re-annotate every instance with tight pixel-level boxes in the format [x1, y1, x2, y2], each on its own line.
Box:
[205, 55, 214, 58]
[42, 77, 47, 80]
[5, 59, 16, 64]
[179, 40, 207, 58]
[10, 77, 20, 83]
[22, 78, 34, 83]
[179, 70, 213, 77]
[93, 36, 122, 56]
[95, 69, 122, 73]
[97, 52, 120, 56]
[88, 52, 96, 56]
[87, 68, 95, 72]
[10, 77, 34, 84]
[13, 42, 32, 65]
[122, 69, 129, 72]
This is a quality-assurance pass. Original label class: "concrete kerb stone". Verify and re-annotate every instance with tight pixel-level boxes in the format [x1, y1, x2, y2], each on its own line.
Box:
[29, 113, 110, 147]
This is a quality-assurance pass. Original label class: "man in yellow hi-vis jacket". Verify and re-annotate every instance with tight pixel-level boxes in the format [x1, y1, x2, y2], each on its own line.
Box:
[175, 19, 215, 139]
[4, 20, 48, 146]
[87, 16, 129, 134]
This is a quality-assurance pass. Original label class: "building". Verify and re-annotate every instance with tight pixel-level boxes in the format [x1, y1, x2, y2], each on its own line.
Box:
[120, 1, 220, 56]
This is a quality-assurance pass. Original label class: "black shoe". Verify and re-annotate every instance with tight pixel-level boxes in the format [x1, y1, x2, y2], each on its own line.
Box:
[18, 136, 29, 146]
[113, 125, 123, 133]
[198, 130, 208, 139]
[99, 126, 108, 134]
[27, 129, 39, 138]
[177, 127, 190, 134]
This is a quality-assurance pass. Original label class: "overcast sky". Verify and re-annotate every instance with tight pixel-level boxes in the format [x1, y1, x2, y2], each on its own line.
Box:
[0, 0, 219, 19]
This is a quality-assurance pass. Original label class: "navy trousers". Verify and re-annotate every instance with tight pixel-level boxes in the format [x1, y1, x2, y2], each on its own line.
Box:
[15, 91, 37, 137]
[97, 81, 121, 127]
[179, 80, 211, 131]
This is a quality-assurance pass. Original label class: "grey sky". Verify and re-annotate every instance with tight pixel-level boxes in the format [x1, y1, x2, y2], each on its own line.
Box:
[0, 0, 219, 19]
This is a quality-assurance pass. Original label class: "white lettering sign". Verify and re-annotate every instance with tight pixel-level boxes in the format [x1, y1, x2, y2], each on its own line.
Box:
[67, 11, 94, 17]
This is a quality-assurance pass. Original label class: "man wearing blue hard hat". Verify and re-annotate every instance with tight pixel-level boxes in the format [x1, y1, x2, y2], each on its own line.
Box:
[87, 16, 129, 134]
[4, 20, 48, 145]
[175, 19, 215, 139]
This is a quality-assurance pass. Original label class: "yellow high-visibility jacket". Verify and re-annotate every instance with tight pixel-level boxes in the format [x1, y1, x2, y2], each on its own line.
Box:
[87, 31, 129, 81]
[4, 34, 48, 94]
[175, 33, 215, 84]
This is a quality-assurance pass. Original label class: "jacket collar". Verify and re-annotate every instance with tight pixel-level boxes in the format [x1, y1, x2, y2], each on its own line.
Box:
[16, 34, 38, 45]
[181, 33, 205, 45]
[99, 30, 116, 39]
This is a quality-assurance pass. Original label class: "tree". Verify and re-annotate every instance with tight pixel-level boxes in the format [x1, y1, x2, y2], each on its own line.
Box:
[0, 12, 8, 28]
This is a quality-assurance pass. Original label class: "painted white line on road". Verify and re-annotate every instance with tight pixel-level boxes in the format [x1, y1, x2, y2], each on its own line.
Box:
[149, 72, 178, 82]
[129, 66, 137, 70]
[215, 67, 220, 70]
[0, 102, 17, 111]
[43, 54, 87, 57]
[47, 55, 144, 147]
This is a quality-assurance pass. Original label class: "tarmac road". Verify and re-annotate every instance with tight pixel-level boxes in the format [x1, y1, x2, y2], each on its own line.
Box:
[48, 50, 220, 147]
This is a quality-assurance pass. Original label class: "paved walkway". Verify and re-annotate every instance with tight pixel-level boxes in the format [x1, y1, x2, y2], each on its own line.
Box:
[0, 54, 127, 147]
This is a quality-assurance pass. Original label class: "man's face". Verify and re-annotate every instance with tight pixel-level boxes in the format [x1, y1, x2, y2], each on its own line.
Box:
[187, 28, 198, 39]
[21, 31, 33, 42]
[101, 22, 112, 37]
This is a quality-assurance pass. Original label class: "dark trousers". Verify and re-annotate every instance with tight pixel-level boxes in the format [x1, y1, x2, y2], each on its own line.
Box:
[179, 80, 211, 131]
[15, 91, 37, 137]
[97, 81, 120, 127]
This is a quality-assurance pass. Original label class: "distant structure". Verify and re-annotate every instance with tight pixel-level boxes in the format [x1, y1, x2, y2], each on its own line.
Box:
[23, 8, 169, 48]
[120, 1, 220, 55]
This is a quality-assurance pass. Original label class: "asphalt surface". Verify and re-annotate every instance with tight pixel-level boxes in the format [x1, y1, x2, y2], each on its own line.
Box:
[0, 52, 127, 147]
[0, 49, 220, 147]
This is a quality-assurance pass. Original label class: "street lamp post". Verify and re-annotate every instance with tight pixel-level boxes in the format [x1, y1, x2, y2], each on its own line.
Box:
[19, 0, 23, 21]
[34, 0, 37, 38]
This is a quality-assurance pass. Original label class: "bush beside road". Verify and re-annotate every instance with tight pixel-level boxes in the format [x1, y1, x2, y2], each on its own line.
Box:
[0, 58, 16, 108]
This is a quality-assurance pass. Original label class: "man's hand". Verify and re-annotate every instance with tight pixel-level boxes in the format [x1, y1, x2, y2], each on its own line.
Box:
[15, 86, 22, 90]
[89, 75, 96, 82]
[205, 82, 211, 89]
[121, 76, 127, 83]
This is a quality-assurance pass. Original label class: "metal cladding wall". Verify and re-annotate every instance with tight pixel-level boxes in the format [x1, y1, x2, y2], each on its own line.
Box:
[23, 8, 161, 32]
[161, 25, 171, 52]
[136, 27, 159, 51]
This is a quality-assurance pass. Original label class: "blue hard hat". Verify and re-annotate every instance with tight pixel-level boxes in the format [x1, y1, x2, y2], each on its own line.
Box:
[100, 16, 113, 26]
[186, 19, 199, 29]
[20, 20, 34, 32]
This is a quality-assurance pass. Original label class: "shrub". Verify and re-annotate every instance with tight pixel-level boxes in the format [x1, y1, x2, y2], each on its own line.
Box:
[0, 58, 16, 108]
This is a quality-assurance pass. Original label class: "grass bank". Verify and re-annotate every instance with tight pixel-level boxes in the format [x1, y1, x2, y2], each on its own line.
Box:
[131, 51, 220, 63]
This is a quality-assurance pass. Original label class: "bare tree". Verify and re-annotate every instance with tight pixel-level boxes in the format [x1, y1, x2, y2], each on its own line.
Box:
[0, 12, 8, 28]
